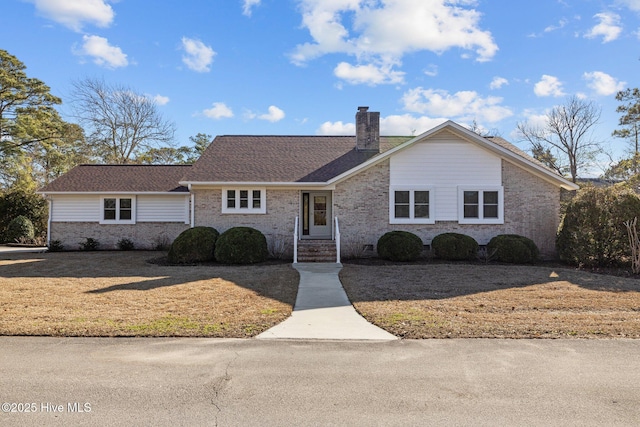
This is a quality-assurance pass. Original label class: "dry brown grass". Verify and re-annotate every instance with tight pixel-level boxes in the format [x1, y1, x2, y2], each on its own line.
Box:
[340, 262, 640, 339]
[0, 251, 298, 337]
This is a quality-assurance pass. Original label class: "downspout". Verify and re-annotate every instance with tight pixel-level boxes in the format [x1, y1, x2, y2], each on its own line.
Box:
[46, 196, 52, 246]
[189, 184, 195, 228]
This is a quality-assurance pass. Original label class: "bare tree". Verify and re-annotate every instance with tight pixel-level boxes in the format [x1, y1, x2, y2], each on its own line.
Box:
[517, 96, 601, 183]
[70, 78, 175, 164]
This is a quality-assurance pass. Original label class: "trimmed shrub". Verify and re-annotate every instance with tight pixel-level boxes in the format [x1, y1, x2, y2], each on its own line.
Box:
[214, 227, 268, 264]
[118, 238, 135, 251]
[488, 234, 539, 264]
[432, 232, 478, 261]
[80, 237, 99, 251]
[153, 234, 171, 251]
[0, 190, 47, 242]
[168, 226, 219, 264]
[557, 185, 640, 267]
[48, 240, 64, 252]
[5, 215, 35, 243]
[377, 231, 423, 262]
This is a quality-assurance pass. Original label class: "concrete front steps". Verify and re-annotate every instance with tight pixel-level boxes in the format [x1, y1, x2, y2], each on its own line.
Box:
[296, 240, 337, 263]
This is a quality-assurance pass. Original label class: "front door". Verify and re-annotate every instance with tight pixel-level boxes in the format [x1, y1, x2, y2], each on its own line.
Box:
[302, 191, 332, 239]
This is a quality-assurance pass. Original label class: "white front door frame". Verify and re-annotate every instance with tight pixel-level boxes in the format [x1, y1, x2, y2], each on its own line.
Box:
[300, 191, 332, 239]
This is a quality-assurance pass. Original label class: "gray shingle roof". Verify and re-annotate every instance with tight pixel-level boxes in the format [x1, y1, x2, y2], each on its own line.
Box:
[39, 164, 191, 193]
[38, 129, 574, 193]
[183, 135, 411, 183]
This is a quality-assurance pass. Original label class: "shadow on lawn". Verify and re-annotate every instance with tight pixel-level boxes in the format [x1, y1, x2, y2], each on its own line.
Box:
[0, 251, 298, 306]
[339, 259, 640, 303]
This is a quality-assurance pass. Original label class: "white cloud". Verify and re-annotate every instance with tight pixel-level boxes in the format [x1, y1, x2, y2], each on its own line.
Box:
[520, 109, 550, 130]
[618, 0, 640, 12]
[583, 71, 626, 95]
[242, 0, 261, 17]
[181, 37, 216, 72]
[534, 75, 565, 97]
[401, 87, 513, 123]
[381, 114, 447, 136]
[317, 121, 355, 135]
[76, 35, 128, 68]
[203, 102, 234, 119]
[291, 0, 498, 85]
[29, 0, 114, 31]
[317, 115, 446, 136]
[333, 62, 405, 85]
[585, 12, 622, 43]
[259, 105, 285, 122]
[423, 64, 438, 77]
[153, 95, 170, 106]
[544, 18, 568, 33]
[489, 76, 508, 90]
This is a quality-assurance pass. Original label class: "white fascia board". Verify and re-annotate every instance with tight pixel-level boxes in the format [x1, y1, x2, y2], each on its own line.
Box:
[183, 181, 335, 189]
[38, 191, 190, 196]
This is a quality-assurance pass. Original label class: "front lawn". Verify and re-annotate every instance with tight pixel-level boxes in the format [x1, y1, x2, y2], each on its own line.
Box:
[340, 262, 640, 339]
[3, 251, 640, 339]
[0, 251, 298, 337]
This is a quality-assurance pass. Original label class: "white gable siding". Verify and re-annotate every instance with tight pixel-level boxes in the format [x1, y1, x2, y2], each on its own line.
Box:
[390, 131, 501, 221]
[137, 195, 189, 223]
[51, 195, 100, 222]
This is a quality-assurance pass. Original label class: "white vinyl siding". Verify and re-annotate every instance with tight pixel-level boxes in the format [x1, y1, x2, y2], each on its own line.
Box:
[50, 194, 189, 223]
[50, 196, 101, 222]
[390, 131, 501, 221]
[137, 196, 190, 223]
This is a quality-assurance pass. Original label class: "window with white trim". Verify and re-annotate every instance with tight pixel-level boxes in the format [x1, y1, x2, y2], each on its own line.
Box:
[458, 187, 503, 224]
[101, 197, 135, 224]
[222, 188, 266, 214]
[389, 186, 435, 224]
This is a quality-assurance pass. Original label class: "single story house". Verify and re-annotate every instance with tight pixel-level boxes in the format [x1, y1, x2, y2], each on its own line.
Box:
[38, 107, 578, 260]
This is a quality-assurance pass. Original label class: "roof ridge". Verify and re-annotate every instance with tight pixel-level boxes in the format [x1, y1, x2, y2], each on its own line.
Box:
[75, 164, 192, 167]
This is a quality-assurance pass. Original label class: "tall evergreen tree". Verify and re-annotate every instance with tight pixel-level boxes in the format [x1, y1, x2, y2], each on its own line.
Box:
[612, 88, 640, 176]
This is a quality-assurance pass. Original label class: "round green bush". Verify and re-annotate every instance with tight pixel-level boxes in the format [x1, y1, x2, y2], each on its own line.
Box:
[48, 240, 64, 252]
[557, 185, 640, 267]
[431, 232, 478, 261]
[5, 215, 35, 243]
[214, 227, 268, 264]
[168, 226, 219, 264]
[377, 231, 423, 262]
[117, 238, 135, 251]
[488, 234, 539, 264]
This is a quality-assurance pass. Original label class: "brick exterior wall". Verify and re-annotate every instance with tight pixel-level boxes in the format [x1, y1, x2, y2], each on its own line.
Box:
[193, 189, 298, 257]
[333, 159, 561, 258]
[50, 222, 189, 250]
[49, 160, 561, 258]
[502, 160, 561, 257]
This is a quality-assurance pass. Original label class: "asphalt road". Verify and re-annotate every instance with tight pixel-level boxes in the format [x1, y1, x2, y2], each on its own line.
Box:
[1, 337, 639, 426]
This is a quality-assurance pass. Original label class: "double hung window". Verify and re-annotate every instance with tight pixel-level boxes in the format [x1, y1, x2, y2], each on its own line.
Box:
[101, 197, 135, 224]
[458, 187, 503, 224]
[222, 188, 266, 214]
[389, 186, 434, 224]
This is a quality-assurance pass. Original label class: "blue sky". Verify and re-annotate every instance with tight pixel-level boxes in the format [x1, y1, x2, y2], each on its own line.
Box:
[2, 0, 640, 171]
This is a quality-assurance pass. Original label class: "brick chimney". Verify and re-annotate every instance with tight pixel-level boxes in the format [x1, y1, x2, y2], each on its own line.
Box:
[355, 106, 380, 152]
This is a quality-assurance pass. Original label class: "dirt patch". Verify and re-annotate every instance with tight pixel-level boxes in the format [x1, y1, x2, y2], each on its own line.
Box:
[340, 262, 640, 339]
[0, 251, 298, 337]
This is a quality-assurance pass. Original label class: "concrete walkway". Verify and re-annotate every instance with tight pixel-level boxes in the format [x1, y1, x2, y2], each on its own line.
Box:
[257, 263, 397, 341]
[0, 245, 47, 254]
